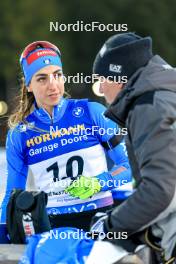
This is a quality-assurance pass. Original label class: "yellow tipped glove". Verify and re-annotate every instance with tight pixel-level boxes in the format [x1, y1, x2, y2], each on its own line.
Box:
[65, 176, 101, 200]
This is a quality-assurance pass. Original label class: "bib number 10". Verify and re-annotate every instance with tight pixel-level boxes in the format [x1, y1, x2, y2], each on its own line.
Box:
[46, 156, 84, 182]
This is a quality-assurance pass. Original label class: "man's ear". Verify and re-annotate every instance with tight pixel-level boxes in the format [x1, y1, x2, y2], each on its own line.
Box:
[120, 83, 124, 90]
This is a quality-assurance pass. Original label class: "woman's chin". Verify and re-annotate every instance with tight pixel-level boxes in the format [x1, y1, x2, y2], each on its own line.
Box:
[49, 96, 61, 105]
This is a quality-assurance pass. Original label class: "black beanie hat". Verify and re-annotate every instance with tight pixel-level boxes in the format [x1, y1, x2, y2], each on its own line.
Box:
[93, 32, 153, 80]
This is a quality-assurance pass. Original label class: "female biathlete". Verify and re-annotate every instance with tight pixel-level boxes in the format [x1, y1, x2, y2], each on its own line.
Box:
[0, 41, 131, 231]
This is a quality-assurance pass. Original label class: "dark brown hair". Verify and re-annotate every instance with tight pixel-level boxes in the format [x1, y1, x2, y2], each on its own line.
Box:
[8, 78, 35, 128]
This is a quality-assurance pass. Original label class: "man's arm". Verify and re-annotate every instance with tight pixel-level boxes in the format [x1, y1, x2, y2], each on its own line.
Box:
[106, 92, 176, 235]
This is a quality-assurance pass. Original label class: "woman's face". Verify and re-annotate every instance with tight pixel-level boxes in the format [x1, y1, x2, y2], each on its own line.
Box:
[28, 65, 65, 114]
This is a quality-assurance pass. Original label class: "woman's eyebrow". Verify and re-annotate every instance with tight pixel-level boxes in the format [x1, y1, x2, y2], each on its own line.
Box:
[53, 69, 62, 74]
[35, 73, 47, 77]
[35, 69, 62, 77]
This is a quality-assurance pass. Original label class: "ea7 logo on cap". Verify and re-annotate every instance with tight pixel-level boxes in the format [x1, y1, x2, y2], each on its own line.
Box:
[109, 64, 122, 73]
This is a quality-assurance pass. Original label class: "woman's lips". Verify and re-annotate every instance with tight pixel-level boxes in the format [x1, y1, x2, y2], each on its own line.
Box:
[48, 93, 59, 98]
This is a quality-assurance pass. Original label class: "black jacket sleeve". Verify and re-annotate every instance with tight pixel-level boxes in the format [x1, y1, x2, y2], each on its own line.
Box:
[106, 91, 176, 235]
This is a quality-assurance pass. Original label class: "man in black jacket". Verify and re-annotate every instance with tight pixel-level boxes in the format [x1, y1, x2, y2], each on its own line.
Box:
[91, 32, 176, 261]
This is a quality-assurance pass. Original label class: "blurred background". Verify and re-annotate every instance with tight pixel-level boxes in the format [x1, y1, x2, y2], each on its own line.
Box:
[0, 0, 176, 147]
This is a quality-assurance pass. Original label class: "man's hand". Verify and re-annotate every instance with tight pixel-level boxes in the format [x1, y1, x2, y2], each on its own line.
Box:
[65, 176, 101, 199]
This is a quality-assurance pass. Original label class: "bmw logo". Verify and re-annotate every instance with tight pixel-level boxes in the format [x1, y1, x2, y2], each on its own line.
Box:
[72, 107, 84, 117]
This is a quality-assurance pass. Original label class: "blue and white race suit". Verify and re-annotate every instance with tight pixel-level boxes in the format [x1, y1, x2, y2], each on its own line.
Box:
[0, 98, 132, 222]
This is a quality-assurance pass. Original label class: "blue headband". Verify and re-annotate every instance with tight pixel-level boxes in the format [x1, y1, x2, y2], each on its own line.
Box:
[20, 48, 62, 86]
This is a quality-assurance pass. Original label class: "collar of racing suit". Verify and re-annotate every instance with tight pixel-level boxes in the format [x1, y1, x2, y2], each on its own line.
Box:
[33, 97, 68, 124]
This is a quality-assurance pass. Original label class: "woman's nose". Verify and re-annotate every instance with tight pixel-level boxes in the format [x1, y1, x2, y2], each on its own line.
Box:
[48, 74, 58, 89]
